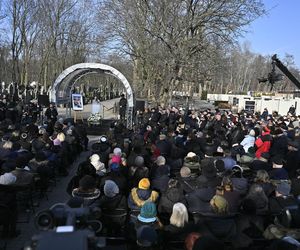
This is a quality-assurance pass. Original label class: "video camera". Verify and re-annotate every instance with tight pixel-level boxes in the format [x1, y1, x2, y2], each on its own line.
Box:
[24, 203, 105, 250]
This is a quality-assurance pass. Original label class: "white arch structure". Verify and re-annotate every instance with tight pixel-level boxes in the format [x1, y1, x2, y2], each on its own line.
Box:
[51, 63, 134, 128]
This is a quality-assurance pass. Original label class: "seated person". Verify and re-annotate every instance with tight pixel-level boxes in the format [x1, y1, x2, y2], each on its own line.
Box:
[128, 178, 159, 210]
[163, 203, 195, 242]
[71, 175, 100, 207]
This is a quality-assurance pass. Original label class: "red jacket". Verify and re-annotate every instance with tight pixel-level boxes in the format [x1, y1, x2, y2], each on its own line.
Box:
[255, 130, 272, 158]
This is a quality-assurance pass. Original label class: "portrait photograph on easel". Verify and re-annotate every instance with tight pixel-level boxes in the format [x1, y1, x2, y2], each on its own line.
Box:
[71, 94, 83, 111]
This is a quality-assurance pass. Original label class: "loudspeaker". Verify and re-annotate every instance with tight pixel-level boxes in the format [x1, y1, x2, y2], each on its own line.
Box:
[38, 95, 50, 107]
[135, 100, 145, 111]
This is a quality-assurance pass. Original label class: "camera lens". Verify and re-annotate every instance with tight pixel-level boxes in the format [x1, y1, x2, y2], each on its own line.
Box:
[35, 211, 53, 230]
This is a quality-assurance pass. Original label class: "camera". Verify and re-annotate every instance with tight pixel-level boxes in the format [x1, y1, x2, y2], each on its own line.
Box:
[24, 203, 105, 250]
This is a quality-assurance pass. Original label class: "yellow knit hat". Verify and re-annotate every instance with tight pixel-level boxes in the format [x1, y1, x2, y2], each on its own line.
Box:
[139, 178, 150, 190]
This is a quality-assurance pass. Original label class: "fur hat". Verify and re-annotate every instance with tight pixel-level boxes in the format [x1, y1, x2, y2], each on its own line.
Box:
[104, 180, 119, 197]
[186, 152, 196, 158]
[138, 202, 157, 223]
[139, 178, 150, 189]
[180, 167, 191, 178]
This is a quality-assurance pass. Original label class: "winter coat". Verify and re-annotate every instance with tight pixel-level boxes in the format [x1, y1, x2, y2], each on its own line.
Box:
[127, 188, 159, 210]
[285, 150, 300, 178]
[250, 159, 271, 171]
[185, 187, 215, 213]
[240, 135, 255, 153]
[163, 223, 196, 242]
[178, 176, 200, 194]
[28, 158, 53, 178]
[128, 165, 149, 189]
[184, 155, 201, 177]
[11, 168, 34, 186]
[99, 194, 127, 211]
[156, 139, 172, 158]
[255, 131, 272, 158]
[151, 175, 170, 193]
[270, 135, 288, 159]
[158, 187, 186, 214]
[268, 168, 289, 180]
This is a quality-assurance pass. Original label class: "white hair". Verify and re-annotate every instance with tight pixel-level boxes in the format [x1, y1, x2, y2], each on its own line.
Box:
[170, 203, 188, 228]
[57, 133, 65, 142]
[2, 141, 13, 150]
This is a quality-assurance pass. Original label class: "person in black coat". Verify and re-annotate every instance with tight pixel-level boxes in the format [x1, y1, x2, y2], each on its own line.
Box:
[156, 134, 172, 158]
[99, 180, 127, 210]
[285, 140, 300, 178]
[177, 167, 200, 194]
[158, 179, 186, 215]
[269, 182, 298, 216]
[268, 156, 289, 180]
[270, 128, 288, 159]
[250, 152, 272, 171]
[45, 103, 58, 123]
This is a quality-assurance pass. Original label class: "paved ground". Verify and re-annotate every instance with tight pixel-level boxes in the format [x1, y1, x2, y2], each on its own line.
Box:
[0, 136, 99, 250]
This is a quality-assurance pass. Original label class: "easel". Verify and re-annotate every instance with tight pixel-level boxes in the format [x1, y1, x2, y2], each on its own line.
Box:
[74, 110, 84, 123]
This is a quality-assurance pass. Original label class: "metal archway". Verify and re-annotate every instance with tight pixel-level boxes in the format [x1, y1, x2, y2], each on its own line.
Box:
[51, 63, 134, 129]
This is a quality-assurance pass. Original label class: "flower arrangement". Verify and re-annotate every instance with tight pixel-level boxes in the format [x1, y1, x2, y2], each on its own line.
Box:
[87, 113, 102, 125]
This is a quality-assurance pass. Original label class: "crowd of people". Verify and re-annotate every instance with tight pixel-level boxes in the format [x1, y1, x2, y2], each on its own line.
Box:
[0, 97, 88, 239]
[68, 106, 300, 249]
[2, 97, 300, 249]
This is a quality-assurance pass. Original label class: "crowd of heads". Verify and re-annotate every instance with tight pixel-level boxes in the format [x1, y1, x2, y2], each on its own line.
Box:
[65, 105, 300, 249]
[2, 98, 300, 249]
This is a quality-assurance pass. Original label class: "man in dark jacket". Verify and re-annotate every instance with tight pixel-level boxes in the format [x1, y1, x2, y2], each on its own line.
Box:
[268, 156, 289, 180]
[178, 167, 199, 194]
[250, 152, 272, 171]
[158, 179, 185, 214]
[45, 103, 58, 123]
[119, 94, 127, 122]
[269, 182, 298, 216]
[156, 134, 172, 158]
[285, 140, 300, 178]
[270, 128, 288, 159]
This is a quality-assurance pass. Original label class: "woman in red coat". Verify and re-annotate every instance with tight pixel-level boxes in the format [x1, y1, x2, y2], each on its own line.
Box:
[255, 126, 272, 158]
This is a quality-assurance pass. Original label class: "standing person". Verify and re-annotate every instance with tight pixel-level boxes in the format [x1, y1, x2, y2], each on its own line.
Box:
[288, 105, 296, 116]
[119, 94, 127, 123]
[45, 103, 58, 123]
